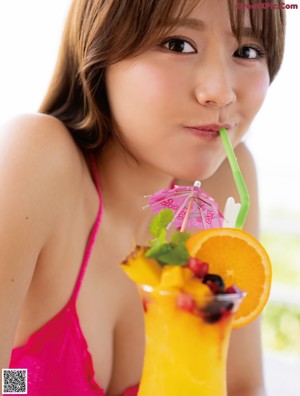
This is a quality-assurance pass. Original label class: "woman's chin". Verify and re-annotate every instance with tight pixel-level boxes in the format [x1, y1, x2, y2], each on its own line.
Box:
[171, 157, 226, 183]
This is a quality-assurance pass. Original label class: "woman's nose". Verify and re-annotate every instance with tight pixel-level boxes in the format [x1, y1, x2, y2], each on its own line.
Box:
[194, 55, 237, 107]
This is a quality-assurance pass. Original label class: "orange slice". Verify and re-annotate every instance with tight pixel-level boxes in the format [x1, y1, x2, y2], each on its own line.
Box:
[186, 228, 272, 328]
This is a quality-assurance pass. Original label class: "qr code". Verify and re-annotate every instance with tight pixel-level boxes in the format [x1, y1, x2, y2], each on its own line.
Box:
[2, 369, 27, 394]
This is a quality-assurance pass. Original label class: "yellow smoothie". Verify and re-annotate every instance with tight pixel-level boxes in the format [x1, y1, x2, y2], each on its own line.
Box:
[138, 285, 243, 396]
[121, 219, 271, 396]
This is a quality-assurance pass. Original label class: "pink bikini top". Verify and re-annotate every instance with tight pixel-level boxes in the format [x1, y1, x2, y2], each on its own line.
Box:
[9, 156, 139, 396]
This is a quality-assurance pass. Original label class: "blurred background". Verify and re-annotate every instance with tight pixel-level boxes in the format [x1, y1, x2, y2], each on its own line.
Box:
[0, 1, 299, 395]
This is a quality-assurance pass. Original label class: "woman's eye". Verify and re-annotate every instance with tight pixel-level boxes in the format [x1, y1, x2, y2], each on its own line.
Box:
[161, 38, 196, 54]
[234, 46, 266, 59]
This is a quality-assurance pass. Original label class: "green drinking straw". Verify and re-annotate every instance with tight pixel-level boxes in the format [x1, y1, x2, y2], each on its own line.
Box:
[219, 128, 250, 229]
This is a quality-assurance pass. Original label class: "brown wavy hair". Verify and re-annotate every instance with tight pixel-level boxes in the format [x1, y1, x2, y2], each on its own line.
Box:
[39, 0, 286, 151]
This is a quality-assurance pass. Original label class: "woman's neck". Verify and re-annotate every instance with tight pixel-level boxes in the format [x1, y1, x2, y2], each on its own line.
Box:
[95, 140, 173, 233]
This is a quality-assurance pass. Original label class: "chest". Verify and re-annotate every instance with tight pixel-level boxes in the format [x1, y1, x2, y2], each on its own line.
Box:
[76, 240, 145, 392]
[15, 203, 147, 393]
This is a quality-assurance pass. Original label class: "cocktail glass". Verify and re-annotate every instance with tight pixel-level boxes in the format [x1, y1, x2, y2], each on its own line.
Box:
[138, 284, 245, 396]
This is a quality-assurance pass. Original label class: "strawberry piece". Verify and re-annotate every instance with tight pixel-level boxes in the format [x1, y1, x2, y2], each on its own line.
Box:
[176, 293, 195, 312]
[188, 257, 209, 279]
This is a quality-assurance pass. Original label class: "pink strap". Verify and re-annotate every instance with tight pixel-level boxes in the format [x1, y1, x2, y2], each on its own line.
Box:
[71, 154, 103, 302]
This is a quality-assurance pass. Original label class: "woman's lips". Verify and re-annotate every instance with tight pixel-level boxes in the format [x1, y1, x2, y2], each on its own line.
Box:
[185, 124, 232, 139]
[186, 127, 222, 139]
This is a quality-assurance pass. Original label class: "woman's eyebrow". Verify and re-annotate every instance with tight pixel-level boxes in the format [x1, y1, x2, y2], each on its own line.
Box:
[165, 17, 206, 31]
[165, 19, 264, 46]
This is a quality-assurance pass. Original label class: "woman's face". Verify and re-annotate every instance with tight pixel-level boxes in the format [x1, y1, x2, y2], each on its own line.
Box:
[105, 0, 270, 181]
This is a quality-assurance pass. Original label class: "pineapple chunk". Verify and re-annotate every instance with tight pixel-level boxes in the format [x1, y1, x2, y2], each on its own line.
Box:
[183, 278, 212, 298]
[182, 267, 194, 283]
[160, 266, 186, 289]
[121, 246, 162, 286]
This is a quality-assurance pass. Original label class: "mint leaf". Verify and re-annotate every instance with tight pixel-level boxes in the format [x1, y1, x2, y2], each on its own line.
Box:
[157, 228, 167, 244]
[170, 231, 191, 245]
[149, 209, 173, 239]
[146, 243, 174, 262]
[156, 243, 189, 265]
[146, 242, 189, 266]
[147, 209, 190, 266]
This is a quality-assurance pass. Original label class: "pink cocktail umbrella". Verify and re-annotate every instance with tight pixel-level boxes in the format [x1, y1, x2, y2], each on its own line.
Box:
[145, 181, 224, 232]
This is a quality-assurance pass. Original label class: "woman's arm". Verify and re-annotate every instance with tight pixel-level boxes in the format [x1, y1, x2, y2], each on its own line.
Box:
[201, 142, 265, 396]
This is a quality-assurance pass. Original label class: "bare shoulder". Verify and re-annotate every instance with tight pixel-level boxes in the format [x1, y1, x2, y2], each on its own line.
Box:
[0, 113, 86, 237]
[0, 113, 85, 191]
[0, 113, 82, 169]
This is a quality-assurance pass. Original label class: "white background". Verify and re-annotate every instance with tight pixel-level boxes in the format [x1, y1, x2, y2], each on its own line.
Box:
[246, 2, 300, 218]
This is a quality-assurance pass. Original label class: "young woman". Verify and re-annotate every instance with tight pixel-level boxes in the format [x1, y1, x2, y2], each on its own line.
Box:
[0, 0, 285, 395]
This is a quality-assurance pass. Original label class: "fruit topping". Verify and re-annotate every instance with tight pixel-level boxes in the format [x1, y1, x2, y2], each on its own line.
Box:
[187, 257, 209, 279]
[160, 266, 186, 289]
[176, 293, 196, 312]
[183, 277, 211, 298]
[121, 246, 162, 286]
[186, 227, 272, 328]
[202, 301, 234, 324]
[203, 274, 225, 294]
[120, 211, 273, 327]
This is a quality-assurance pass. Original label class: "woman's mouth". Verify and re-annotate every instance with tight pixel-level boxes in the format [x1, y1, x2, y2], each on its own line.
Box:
[187, 127, 220, 139]
[185, 124, 232, 139]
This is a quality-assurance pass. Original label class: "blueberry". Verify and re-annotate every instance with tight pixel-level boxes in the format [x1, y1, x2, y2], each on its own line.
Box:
[201, 301, 234, 324]
[203, 274, 225, 293]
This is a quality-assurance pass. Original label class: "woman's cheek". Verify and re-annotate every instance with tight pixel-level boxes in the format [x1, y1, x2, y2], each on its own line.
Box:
[131, 62, 182, 103]
[249, 69, 270, 110]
